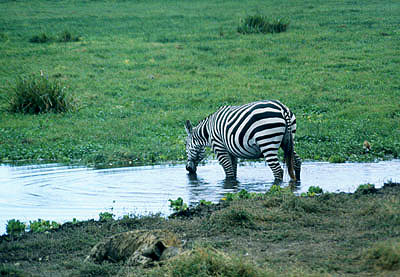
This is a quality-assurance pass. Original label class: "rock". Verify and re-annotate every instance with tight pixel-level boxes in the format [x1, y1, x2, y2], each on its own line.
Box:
[85, 229, 182, 267]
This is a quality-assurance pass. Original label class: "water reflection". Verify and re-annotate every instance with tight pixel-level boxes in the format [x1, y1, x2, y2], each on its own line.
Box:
[0, 160, 399, 234]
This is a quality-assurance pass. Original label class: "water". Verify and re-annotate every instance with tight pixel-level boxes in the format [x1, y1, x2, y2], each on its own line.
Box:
[1, 160, 399, 234]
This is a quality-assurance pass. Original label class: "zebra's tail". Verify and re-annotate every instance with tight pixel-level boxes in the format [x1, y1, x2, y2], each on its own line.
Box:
[282, 112, 296, 181]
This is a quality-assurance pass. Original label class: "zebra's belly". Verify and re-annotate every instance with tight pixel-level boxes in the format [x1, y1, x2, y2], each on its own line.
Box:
[230, 140, 263, 159]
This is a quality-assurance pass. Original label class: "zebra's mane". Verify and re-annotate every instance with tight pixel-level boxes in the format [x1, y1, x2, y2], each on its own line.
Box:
[195, 105, 228, 128]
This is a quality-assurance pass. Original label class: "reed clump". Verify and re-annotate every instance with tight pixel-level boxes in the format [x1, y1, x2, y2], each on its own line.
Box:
[9, 73, 75, 114]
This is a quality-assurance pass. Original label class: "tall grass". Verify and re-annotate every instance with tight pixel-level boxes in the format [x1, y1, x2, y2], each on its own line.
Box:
[29, 33, 52, 43]
[150, 246, 270, 277]
[58, 30, 80, 42]
[363, 241, 400, 271]
[238, 15, 289, 34]
[9, 73, 75, 114]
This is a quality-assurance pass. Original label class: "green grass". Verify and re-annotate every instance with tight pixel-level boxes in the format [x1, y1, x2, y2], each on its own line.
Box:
[0, 0, 399, 167]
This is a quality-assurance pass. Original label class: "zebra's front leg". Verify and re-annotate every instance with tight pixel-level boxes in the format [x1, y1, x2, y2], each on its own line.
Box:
[262, 149, 283, 184]
[215, 150, 237, 179]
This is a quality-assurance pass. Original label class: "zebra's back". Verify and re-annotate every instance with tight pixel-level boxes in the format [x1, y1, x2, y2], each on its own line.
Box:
[210, 100, 295, 159]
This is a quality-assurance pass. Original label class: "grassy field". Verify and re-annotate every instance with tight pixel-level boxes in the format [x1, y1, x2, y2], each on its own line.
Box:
[1, 183, 400, 276]
[0, 0, 399, 167]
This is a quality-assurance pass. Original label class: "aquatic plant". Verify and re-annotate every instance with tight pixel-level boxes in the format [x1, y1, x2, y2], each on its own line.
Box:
[6, 219, 26, 236]
[266, 185, 293, 196]
[99, 212, 114, 221]
[301, 186, 324, 197]
[199, 199, 212, 206]
[169, 197, 188, 212]
[28, 219, 60, 233]
[223, 189, 263, 202]
[355, 183, 377, 195]
[71, 218, 80, 224]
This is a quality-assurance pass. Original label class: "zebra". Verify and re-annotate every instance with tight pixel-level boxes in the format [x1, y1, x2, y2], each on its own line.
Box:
[184, 100, 301, 183]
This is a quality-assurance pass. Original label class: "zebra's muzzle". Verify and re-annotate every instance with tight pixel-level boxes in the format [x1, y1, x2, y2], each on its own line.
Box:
[186, 161, 197, 174]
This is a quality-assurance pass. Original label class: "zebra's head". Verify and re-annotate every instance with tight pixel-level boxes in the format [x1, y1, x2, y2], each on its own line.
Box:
[185, 120, 205, 174]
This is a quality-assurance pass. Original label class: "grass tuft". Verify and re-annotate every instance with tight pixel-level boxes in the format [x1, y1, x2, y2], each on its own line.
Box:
[210, 205, 256, 230]
[153, 246, 269, 277]
[29, 33, 52, 43]
[0, 32, 9, 42]
[363, 240, 400, 271]
[9, 73, 75, 114]
[0, 264, 25, 277]
[238, 15, 289, 34]
[58, 30, 80, 42]
[29, 31, 80, 43]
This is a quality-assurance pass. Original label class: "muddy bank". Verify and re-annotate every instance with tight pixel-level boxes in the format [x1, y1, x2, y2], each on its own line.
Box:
[1, 183, 400, 276]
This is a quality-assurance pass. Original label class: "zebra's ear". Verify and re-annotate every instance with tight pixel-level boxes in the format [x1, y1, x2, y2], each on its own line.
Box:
[185, 120, 193, 135]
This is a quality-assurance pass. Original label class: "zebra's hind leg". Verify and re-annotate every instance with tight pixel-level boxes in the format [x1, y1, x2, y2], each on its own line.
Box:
[215, 150, 237, 179]
[229, 154, 238, 178]
[262, 149, 283, 184]
[294, 151, 302, 181]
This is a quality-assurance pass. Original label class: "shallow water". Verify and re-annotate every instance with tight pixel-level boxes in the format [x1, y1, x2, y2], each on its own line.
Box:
[1, 160, 399, 234]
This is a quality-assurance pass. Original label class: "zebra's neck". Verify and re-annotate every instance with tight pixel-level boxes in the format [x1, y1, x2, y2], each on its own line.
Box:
[193, 117, 210, 147]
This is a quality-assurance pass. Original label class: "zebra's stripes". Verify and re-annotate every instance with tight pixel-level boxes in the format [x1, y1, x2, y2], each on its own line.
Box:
[185, 100, 301, 183]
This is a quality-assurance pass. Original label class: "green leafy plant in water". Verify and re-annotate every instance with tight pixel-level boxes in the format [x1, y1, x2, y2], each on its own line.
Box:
[301, 186, 324, 197]
[28, 219, 60, 233]
[9, 72, 75, 114]
[199, 199, 212, 206]
[355, 183, 377, 194]
[266, 185, 293, 196]
[6, 219, 26, 236]
[99, 212, 114, 221]
[169, 197, 188, 212]
[223, 189, 263, 202]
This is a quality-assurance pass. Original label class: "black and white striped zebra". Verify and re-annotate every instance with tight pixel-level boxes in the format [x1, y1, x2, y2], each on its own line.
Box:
[184, 100, 301, 183]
